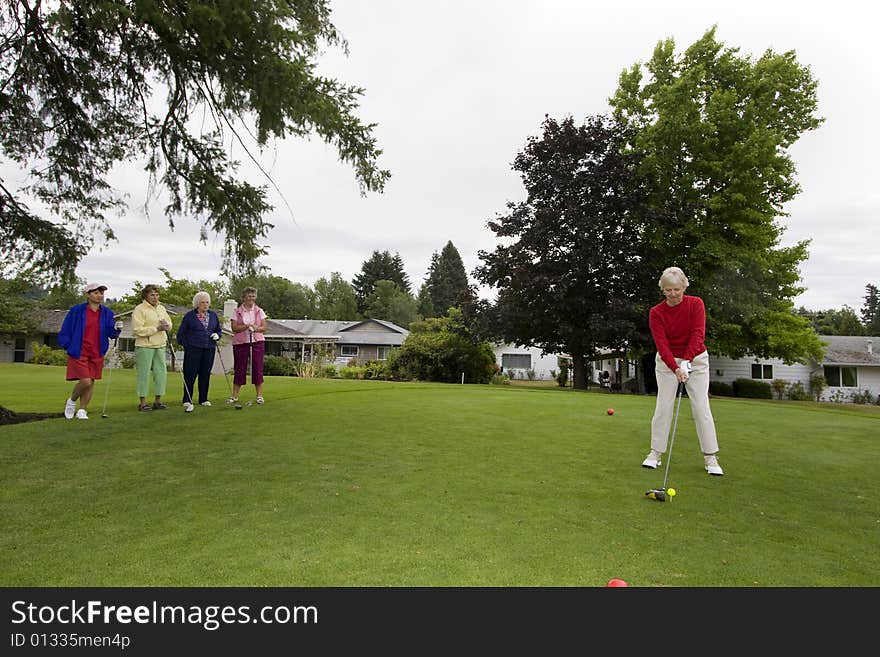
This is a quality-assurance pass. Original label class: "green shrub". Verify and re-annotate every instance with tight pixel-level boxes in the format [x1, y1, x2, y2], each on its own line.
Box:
[809, 374, 828, 402]
[490, 374, 511, 385]
[322, 365, 337, 378]
[771, 379, 787, 400]
[555, 358, 570, 388]
[850, 389, 876, 405]
[732, 378, 772, 399]
[118, 352, 136, 369]
[787, 381, 811, 401]
[263, 355, 296, 376]
[363, 359, 391, 380]
[390, 310, 496, 384]
[708, 380, 734, 397]
[28, 342, 67, 366]
[338, 366, 364, 379]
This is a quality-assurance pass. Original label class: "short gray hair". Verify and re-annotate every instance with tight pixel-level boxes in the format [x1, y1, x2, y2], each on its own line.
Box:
[241, 286, 257, 300]
[659, 267, 689, 289]
[192, 291, 211, 307]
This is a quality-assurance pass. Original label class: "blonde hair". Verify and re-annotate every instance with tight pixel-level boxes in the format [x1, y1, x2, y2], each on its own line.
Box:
[659, 267, 689, 289]
[192, 291, 211, 308]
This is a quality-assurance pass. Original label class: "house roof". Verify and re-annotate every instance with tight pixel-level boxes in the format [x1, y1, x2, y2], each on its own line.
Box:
[819, 336, 880, 366]
[260, 318, 409, 345]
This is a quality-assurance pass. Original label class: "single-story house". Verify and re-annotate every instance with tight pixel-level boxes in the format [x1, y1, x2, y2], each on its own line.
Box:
[261, 318, 409, 366]
[709, 335, 879, 402]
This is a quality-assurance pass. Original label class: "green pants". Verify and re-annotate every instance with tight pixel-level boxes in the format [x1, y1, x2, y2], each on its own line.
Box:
[135, 346, 167, 397]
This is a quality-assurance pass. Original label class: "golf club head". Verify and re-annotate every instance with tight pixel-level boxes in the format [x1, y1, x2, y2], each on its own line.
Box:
[645, 489, 667, 502]
[101, 413, 108, 418]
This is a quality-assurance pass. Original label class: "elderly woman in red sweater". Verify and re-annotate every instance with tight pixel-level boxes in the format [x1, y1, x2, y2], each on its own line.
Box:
[641, 267, 723, 476]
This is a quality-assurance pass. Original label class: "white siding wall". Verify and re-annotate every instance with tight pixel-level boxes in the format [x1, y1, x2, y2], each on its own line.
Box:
[492, 344, 565, 381]
[710, 355, 880, 402]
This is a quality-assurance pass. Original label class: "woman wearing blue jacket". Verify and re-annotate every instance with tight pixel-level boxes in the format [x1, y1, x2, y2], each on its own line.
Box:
[58, 283, 122, 420]
[175, 291, 222, 412]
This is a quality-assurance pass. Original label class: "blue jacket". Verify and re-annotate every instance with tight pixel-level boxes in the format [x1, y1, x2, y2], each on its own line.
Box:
[58, 303, 120, 358]
[176, 309, 222, 350]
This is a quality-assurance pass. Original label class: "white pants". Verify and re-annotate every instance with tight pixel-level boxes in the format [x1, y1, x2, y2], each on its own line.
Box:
[650, 351, 719, 455]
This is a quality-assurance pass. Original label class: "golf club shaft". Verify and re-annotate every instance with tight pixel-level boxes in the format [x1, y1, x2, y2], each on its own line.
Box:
[214, 341, 235, 400]
[660, 381, 685, 490]
[101, 338, 119, 417]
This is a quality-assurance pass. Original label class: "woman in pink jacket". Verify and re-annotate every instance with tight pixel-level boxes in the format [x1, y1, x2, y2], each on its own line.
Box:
[228, 287, 267, 404]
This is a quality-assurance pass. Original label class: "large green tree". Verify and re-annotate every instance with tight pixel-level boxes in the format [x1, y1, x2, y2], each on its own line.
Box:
[230, 274, 314, 319]
[476, 115, 655, 389]
[610, 27, 825, 363]
[352, 250, 411, 314]
[419, 241, 469, 318]
[313, 272, 358, 320]
[1, 0, 389, 285]
[796, 306, 865, 336]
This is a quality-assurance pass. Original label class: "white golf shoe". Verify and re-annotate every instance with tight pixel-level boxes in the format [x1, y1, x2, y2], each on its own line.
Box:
[200, 401, 212, 407]
[64, 398, 76, 420]
[183, 402, 195, 413]
[641, 449, 662, 469]
[704, 454, 724, 476]
[75, 409, 88, 420]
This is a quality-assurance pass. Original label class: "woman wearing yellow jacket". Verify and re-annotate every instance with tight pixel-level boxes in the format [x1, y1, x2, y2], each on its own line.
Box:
[132, 284, 173, 411]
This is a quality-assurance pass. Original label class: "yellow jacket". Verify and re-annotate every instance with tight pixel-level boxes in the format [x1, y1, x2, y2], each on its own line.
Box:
[132, 300, 172, 348]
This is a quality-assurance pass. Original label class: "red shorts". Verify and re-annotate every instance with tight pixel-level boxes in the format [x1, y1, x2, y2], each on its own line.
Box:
[66, 355, 104, 381]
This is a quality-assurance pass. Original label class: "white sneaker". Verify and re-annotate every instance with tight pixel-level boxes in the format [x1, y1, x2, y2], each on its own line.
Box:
[705, 454, 724, 476]
[183, 402, 195, 413]
[200, 401, 212, 407]
[255, 396, 265, 405]
[64, 398, 76, 420]
[75, 408, 88, 420]
[642, 449, 662, 469]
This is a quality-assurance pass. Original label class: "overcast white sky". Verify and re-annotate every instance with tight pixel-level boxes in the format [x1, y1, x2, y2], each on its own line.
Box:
[72, 0, 877, 311]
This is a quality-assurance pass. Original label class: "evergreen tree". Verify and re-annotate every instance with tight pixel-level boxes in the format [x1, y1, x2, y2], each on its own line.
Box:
[422, 241, 469, 317]
[861, 284, 880, 335]
[352, 250, 411, 313]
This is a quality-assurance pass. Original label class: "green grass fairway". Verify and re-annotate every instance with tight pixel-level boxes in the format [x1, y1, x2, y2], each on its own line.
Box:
[1, 363, 878, 586]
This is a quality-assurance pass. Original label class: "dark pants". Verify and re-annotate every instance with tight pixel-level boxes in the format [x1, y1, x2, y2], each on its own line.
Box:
[182, 346, 216, 404]
[233, 341, 264, 386]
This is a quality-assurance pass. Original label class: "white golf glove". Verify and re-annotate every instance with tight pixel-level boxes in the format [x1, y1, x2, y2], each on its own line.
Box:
[114, 320, 123, 331]
[247, 324, 255, 332]
[679, 360, 691, 378]
[210, 333, 220, 342]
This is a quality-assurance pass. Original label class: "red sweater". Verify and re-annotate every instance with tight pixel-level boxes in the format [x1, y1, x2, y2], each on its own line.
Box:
[649, 295, 707, 373]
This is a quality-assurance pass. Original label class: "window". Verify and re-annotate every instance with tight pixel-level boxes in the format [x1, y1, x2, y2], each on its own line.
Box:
[502, 354, 531, 370]
[751, 363, 773, 379]
[824, 366, 857, 387]
[341, 345, 359, 357]
[14, 337, 25, 363]
[377, 346, 390, 361]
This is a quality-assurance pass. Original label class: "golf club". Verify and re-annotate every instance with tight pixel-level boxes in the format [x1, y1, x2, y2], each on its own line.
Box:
[215, 341, 242, 410]
[173, 344, 195, 412]
[100, 337, 119, 418]
[646, 380, 685, 502]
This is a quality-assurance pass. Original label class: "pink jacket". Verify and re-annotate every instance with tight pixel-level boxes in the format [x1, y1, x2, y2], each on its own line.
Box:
[231, 304, 267, 345]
